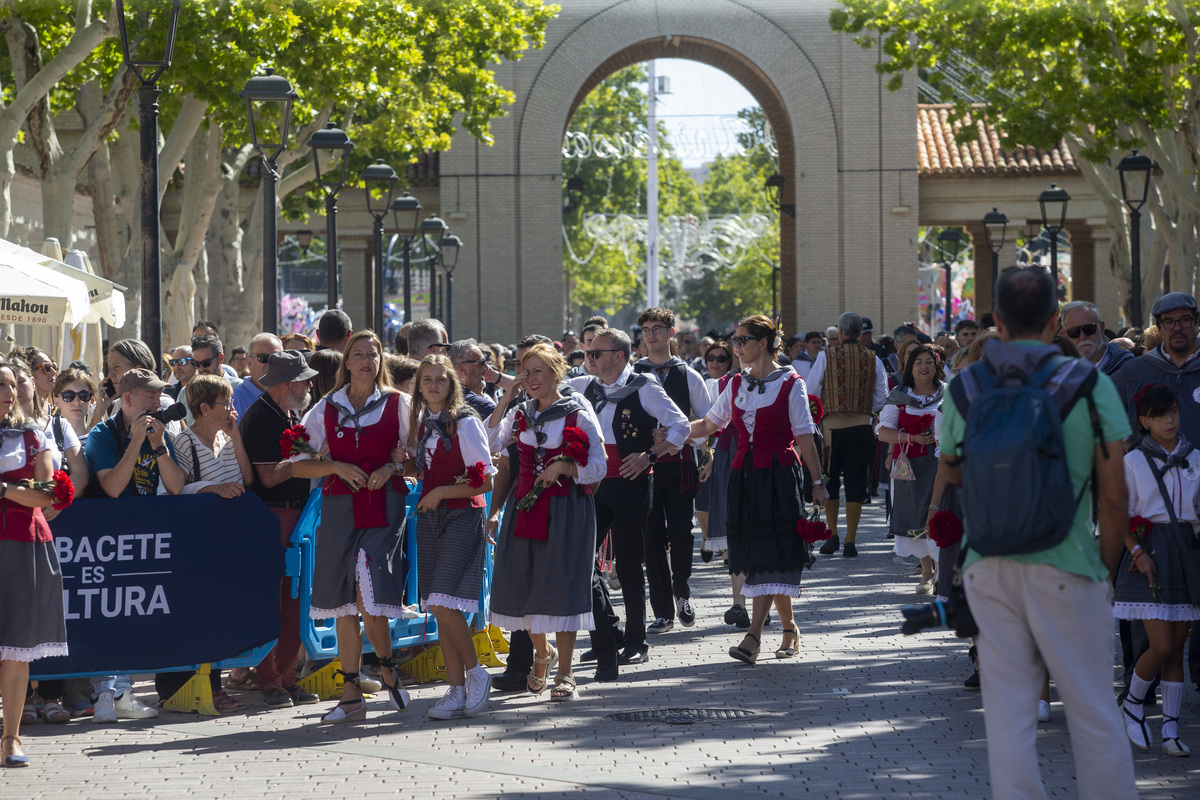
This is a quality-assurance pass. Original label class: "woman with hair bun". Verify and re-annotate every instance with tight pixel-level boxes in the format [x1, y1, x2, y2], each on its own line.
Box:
[690, 315, 828, 663]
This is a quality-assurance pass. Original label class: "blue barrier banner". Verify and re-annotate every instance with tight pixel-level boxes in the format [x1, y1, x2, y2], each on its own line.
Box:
[32, 495, 284, 678]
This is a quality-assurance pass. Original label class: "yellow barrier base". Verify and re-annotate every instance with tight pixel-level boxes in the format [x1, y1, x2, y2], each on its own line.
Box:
[296, 659, 344, 701]
[162, 664, 220, 716]
[474, 629, 506, 668]
[398, 645, 446, 684]
[487, 625, 510, 655]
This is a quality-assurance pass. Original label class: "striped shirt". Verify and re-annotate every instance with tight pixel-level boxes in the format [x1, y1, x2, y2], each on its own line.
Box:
[172, 429, 244, 494]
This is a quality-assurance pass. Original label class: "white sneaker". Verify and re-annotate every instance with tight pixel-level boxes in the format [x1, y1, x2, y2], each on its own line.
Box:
[428, 685, 465, 720]
[463, 666, 492, 718]
[113, 691, 159, 720]
[92, 692, 117, 724]
[1037, 700, 1051, 723]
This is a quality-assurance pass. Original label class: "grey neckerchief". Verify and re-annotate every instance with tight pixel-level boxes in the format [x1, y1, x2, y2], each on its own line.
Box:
[883, 383, 945, 410]
[742, 367, 789, 395]
[587, 373, 647, 413]
[1138, 434, 1195, 471]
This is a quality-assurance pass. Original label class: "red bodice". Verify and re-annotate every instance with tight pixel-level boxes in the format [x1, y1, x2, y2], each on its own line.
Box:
[322, 392, 406, 528]
[419, 418, 487, 511]
[730, 373, 800, 469]
[0, 430, 52, 543]
[513, 410, 591, 540]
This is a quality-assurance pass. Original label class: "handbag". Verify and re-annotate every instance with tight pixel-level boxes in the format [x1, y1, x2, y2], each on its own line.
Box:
[890, 444, 916, 481]
[1145, 453, 1200, 605]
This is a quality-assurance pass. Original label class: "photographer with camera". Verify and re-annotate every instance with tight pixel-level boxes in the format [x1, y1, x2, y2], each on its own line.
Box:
[938, 267, 1136, 799]
[85, 369, 185, 499]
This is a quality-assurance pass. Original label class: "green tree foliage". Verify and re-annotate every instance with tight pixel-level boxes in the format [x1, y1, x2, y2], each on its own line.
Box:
[829, 0, 1200, 321]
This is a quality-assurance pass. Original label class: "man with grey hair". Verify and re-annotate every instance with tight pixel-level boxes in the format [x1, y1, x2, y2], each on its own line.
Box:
[450, 338, 497, 418]
[807, 311, 888, 557]
[1060, 300, 1131, 376]
[408, 318, 449, 359]
[233, 333, 283, 417]
[825, 325, 840, 347]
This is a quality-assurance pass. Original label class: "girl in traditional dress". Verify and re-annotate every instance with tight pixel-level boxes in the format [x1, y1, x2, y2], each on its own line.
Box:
[690, 316, 828, 663]
[292, 331, 413, 723]
[697, 342, 734, 563]
[876, 344, 944, 594]
[488, 344, 606, 701]
[408, 355, 495, 720]
[1115, 382, 1200, 757]
[0, 357, 68, 766]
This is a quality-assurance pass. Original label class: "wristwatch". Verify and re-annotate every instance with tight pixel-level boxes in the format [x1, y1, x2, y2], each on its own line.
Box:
[645, 451, 658, 465]
[153, 445, 169, 457]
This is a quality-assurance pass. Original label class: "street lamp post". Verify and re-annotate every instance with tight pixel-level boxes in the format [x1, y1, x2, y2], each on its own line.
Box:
[240, 68, 299, 335]
[1038, 184, 1071, 296]
[391, 193, 423, 324]
[116, 0, 181, 366]
[361, 159, 399, 337]
[420, 216, 448, 319]
[1117, 150, 1154, 327]
[937, 228, 965, 332]
[764, 173, 794, 321]
[982, 208, 1008, 307]
[305, 122, 353, 310]
[439, 233, 463, 338]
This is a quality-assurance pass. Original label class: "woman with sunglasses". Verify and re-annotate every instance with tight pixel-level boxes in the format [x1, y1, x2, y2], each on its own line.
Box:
[689, 316, 828, 663]
[11, 347, 57, 417]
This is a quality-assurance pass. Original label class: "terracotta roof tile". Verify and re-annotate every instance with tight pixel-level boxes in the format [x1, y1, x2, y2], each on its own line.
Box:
[917, 104, 1077, 178]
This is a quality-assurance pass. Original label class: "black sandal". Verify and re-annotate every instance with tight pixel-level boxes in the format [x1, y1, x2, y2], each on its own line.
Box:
[322, 671, 366, 723]
[382, 654, 411, 713]
[729, 633, 760, 665]
[1121, 693, 1150, 751]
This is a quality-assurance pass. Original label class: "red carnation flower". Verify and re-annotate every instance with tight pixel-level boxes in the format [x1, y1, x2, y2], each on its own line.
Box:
[515, 412, 528, 433]
[280, 424, 318, 459]
[927, 510, 963, 549]
[456, 461, 488, 489]
[796, 517, 831, 544]
[561, 426, 590, 464]
[50, 469, 74, 510]
[807, 394, 824, 425]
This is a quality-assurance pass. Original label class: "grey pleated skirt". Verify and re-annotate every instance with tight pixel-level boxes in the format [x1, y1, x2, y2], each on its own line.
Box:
[310, 489, 409, 619]
[890, 450, 940, 560]
[0, 540, 69, 662]
[706, 445, 734, 551]
[417, 505, 486, 614]
[1113, 520, 1200, 622]
[490, 488, 596, 633]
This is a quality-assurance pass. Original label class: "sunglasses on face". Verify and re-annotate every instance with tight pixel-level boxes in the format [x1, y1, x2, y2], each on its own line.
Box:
[57, 390, 93, 403]
[585, 349, 621, 360]
[1064, 323, 1099, 339]
[34, 362, 58, 375]
[459, 357, 491, 366]
[253, 353, 272, 364]
[706, 353, 730, 363]
[730, 335, 764, 347]
[168, 358, 194, 367]
[194, 357, 217, 369]
[430, 342, 452, 350]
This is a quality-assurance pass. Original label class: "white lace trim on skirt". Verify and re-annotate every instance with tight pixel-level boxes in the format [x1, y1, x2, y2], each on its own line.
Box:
[1112, 602, 1200, 622]
[0, 643, 68, 662]
[490, 612, 594, 634]
[309, 548, 411, 620]
[705, 536, 728, 551]
[893, 536, 939, 560]
[422, 593, 479, 614]
[742, 582, 801, 598]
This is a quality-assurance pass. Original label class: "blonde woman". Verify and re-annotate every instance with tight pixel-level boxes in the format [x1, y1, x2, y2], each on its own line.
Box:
[292, 331, 413, 723]
[408, 355, 495, 719]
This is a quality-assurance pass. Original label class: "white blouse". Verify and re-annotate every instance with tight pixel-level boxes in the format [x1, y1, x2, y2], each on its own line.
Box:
[418, 413, 498, 480]
[493, 401, 608, 486]
[296, 387, 412, 460]
[706, 369, 816, 438]
[875, 390, 944, 457]
[1124, 445, 1200, 531]
[0, 428, 49, 474]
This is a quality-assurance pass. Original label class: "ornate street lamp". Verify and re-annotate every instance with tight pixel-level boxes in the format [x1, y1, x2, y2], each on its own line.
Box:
[1117, 150, 1154, 327]
[982, 207, 1008, 309]
[563, 176, 584, 214]
[241, 67, 299, 335]
[419, 216, 448, 319]
[296, 230, 313, 255]
[361, 159, 398, 337]
[763, 173, 795, 217]
[1038, 184, 1071, 293]
[116, 0, 181, 366]
[305, 121, 353, 309]
[937, 228, 965, 332]
[390, 192, 423, 324]
[439, 233, 463, 338]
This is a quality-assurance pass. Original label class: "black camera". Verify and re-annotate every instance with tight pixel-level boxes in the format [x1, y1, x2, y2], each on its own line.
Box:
[149, 402, 187, 424]
[899, 581, 978, 638]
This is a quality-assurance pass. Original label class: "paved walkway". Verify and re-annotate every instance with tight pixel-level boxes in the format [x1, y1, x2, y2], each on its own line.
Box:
[4, 505, 1198, 798]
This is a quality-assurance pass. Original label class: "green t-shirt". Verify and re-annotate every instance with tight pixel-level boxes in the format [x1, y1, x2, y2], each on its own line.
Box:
[940, 343, 1131, 581]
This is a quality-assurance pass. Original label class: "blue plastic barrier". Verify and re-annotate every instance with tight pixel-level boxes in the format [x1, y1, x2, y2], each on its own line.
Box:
[293, 482, 498, 659]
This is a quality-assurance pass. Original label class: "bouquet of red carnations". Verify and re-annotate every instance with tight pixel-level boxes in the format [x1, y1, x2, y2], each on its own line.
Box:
[927, 510, 963, 548]
[456, 461, 488, 488]
[516, 426, 590, 510]
[807, 395, 824, 425]
[796, 506, 831, 544]
[17, 469, 75, 510]
[1128, 515, 1164, 603]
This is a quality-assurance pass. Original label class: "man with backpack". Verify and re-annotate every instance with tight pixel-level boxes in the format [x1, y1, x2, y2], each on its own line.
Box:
[939, 267, 1136, 800]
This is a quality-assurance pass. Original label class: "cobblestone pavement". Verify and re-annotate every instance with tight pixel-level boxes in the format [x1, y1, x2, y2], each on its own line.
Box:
[4, 504, 1197, 798]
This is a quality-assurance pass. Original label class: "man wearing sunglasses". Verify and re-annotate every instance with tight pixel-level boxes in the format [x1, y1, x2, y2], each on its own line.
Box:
[449, 338, 498, 420]
[567, 328, 690, 666]
[1059, 301, 1131, 377]
[166, 346, 196, 400]
[232, 333, 283, 417]
[633, 307, 714, 634]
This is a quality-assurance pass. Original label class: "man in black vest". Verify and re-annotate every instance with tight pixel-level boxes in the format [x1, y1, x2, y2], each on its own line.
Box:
[633, 307, 713, 632]
[567, 329, 690, 664]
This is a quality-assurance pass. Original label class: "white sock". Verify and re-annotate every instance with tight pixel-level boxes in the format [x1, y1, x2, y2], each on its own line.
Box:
[1161, 681, 1183, 739]
[1127, 673, 1153, 708]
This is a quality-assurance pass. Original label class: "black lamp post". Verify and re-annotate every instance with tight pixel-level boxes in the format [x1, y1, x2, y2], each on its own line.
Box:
[1038, 183, 1071, 295]
[764, 173, 795, 217]
[240, 68, 298, 335]
[439, 233, 463, 338]
[562, 176, 584, 214]
[116, 0, 181, 367]
[937, 228, 965, 332]
[296, 230, 313, 255]
[420, 216, 448, 319]
[361, 159, 399, 337]
[982, 208, 1008, 309]
[391, 193, 423, 324]
[1117, 150, 1154, 327]
[305, 122, 353, 310]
